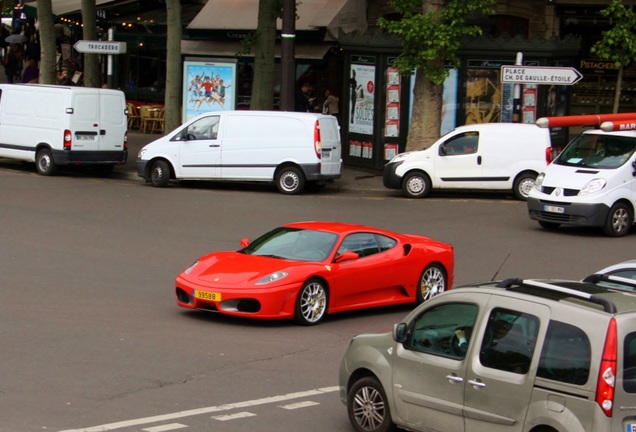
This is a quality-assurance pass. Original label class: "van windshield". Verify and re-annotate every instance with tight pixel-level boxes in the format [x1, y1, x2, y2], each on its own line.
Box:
[556, 133, 636, 169]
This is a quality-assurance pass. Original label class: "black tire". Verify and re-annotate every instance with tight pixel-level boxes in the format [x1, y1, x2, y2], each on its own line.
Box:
[417, 263, 447, 303]
[293, 279, 327, 325]
[149, 160, 171, 187]
[347, 376, 396, 432]
[603, 202, 633, 237]
[539, 221, 560, 230]
[276, 166, 305, 194]
[402, 171, 431, 198]
[36, 148, 58, 176]
[513, 172, 536, 201]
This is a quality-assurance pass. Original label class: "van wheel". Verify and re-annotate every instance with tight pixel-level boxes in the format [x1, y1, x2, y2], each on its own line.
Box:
[276, 166, 305, 194]
[347, 376, 396, 432]
[149, 160, 171, 187]
[36, 148, 58, 176]
[603, 202, 633, 237]
[402, 171, 430, 198]
[513, 172, 536, 200]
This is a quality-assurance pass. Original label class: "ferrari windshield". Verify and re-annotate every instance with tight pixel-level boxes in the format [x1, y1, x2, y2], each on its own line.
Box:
[556, 133, 636, 169]
[242, 227, 339, 262]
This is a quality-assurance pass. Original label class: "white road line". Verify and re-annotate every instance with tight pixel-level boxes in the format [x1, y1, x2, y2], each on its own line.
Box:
[143, 424, 188, 432]
[58, 386, 339, 432]
[211, 412, 257, 421]
[279, 401, 320, 410]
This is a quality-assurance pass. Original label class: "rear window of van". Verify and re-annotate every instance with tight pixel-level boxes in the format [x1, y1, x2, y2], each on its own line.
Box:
[537, 321, 591, 385]
[623, 333, 636, 392]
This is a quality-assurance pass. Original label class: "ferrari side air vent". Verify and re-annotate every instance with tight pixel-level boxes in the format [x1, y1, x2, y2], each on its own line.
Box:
[403, 244, 412, 255]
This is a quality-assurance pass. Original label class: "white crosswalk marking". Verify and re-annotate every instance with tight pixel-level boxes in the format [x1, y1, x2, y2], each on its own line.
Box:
[143, 424, 188, 432]
[211, 412, 257, 421]
[279, 401, 320, 410]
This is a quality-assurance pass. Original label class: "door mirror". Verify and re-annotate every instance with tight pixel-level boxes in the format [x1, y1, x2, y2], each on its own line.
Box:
[439, 145, 447, 156]
[393, 322, 408, 343]
[334, 251, 359, 263]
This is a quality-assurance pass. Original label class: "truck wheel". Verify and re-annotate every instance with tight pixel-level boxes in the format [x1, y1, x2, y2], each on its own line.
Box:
[149, 160, 171, 187]
[347, 376, 396, 432]
[276, 166, 305, 194]
[36, 148, 58, 176]
[402, 171, 430, 198]
[513, 172, 536, 200]
[603, 202, 632, 237]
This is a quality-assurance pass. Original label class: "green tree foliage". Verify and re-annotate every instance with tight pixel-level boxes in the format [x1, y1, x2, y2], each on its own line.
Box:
[378, 0, 494, 150]
[591, 0, 636, 113]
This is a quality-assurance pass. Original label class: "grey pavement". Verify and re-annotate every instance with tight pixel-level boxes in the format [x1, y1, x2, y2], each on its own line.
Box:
[118, 130, 386, 193]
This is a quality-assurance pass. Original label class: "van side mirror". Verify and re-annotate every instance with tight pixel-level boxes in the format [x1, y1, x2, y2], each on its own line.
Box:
[439, 146, 447, 156]
[393, 322, 408, 343]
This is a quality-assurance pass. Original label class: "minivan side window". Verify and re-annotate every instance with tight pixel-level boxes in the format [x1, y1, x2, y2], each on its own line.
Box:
[441, 132, 479, 155]
[409, 303, 478, 360]
[537, 320, 591, 385]
[623, 333, 636, 392]
[479, 308, 539, 374]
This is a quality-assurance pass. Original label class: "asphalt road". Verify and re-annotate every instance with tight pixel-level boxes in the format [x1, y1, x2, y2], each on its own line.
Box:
[0, 163, 633, 432]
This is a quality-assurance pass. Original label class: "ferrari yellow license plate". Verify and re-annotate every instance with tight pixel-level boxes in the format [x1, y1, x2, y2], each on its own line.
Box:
[194, 290, 222, 302]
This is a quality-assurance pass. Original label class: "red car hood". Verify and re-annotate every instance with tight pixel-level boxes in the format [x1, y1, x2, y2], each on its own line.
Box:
[185, 252, 305, 286]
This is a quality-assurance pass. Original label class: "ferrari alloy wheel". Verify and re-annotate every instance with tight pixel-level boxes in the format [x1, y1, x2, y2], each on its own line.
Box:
[294, 279, 327, 325]
[347, 376, 396, 432]
[417, 263, 447, 303]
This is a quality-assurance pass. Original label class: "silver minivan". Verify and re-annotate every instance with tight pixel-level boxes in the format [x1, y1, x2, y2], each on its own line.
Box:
[339, 278, 636, 432]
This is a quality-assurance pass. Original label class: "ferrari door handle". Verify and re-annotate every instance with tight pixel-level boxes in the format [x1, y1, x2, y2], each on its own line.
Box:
[468, 379, 486, 389]
[446, 374, 463, 383]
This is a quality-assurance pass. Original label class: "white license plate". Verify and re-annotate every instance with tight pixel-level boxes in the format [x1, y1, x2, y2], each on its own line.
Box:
[321, 149, 332, 160]
[76, 135, 96, 141]
[543, 205, 564, 214]
[626, 424, 636, 432]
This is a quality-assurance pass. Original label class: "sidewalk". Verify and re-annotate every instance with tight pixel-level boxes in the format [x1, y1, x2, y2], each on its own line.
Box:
[118, 130, 386, 193]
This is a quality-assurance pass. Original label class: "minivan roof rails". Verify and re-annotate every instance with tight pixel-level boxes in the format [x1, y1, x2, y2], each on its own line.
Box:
[495, 278, 617, 313]
[583, 273, 636, 289]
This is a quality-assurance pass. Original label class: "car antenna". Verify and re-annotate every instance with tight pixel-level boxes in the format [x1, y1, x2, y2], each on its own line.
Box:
[491, 253, 511, 281]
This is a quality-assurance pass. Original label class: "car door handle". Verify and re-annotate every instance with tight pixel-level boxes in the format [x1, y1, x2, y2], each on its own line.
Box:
[477, 155, 482, 165]
[445, 374, 464, 383]
[209, 144, 220, 147]
[468, 379, 486, 389]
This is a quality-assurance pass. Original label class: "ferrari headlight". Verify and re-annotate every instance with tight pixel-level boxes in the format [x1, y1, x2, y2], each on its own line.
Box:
[183, 260, 199, 275]
[579, 178, 606, 196]
[256, 271, 288, 285]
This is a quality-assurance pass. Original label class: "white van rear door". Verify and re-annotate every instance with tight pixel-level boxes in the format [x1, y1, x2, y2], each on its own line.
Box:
[71, 92, 100, 151]
[318, 117, 341, 175]
[98, 91, 127, 151]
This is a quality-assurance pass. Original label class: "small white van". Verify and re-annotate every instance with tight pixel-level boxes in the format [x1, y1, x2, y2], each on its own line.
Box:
[136, 110, 342, 194]
[0, 84, 128, 175]
[383, 123, 553, 200]
[527, 127, 636, 236]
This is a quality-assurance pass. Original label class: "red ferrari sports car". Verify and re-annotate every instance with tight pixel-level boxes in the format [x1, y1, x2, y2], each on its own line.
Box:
[175, 221, 454, 325]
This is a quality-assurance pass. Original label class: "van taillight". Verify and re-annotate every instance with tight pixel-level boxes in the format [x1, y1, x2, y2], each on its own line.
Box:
[124, 131, 128, 150]
[64, 130, 72, 150]
[595, 318, 617, 417]
[314, 121, 322, 159]
[545, 147, 553, 164]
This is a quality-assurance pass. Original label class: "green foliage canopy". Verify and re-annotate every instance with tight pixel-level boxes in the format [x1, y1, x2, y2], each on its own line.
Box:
[378, 0, 495, 84]
[591, 0, 636, 68]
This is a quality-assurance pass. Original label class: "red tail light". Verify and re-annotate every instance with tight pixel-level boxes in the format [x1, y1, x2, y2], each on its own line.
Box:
[314, 120, 322, 159]
[124, 131, 128, 150]
[64, 130, 72, 150]
[545, 147, 553, 165]
[595, 318, 617, 417]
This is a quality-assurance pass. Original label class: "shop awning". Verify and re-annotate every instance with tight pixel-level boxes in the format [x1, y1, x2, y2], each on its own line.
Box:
[23, 0, 115, 16]
[187, 0, 367, 40]
[181, 39, 334, 60]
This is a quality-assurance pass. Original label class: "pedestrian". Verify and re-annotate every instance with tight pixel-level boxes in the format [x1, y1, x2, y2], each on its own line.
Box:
[295, 82, 316, 112]
[322, 88, 340, 123]
[3, 44, 20, 84]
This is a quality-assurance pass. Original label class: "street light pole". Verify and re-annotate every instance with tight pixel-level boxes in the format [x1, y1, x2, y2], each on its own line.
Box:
[280, 0, 295, 111]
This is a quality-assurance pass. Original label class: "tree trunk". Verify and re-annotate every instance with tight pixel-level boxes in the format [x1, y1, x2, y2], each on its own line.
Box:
[164, 0, 182, 132]
[36, 0, 56, 84]
[81, 0, 99, 87]
[613, 65, 623, 113]
[250, 0, 277, 110]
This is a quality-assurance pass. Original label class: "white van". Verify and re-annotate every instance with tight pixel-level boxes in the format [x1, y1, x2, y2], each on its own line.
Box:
[383, 123, 553, 200]
[0, 84, 128, 175]
[136, 110, 342, 194]
[527, 128, 636, 236]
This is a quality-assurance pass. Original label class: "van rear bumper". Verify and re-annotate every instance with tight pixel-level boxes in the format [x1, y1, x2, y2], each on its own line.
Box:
[527, 197, 610, 227]
[302, 163, 341, 181]
[52, 150, 128, 165]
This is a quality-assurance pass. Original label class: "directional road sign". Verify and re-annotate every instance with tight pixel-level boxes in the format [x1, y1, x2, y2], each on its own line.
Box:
[73, 40, 127, 55]
[501, 65, 583, 85]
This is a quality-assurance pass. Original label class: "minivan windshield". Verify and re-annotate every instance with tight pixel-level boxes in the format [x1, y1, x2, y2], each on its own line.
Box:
[556, 133, 636, 169]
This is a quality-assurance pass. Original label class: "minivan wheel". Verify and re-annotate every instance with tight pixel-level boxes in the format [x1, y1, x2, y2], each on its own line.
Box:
[276, 166, 305, 194]
[149, 160, 170, 187]
[347, 376, 396, 432]
[417, 263, 447, 303]
[402, 171, 431, 198]
[36, 148, 58, 176]
[513, 172, 536, 200]
[603, 202, 633, 237]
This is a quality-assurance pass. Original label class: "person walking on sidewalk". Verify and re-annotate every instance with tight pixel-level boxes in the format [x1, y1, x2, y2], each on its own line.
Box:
[3, 44, 21, 84]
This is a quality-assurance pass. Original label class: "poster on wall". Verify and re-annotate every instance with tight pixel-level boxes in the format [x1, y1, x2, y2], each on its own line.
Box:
[349, 57, 376, 135]
[385, 66, 400, 137]
[182, 59, 237, 123]
[465, 60, 503, 125]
